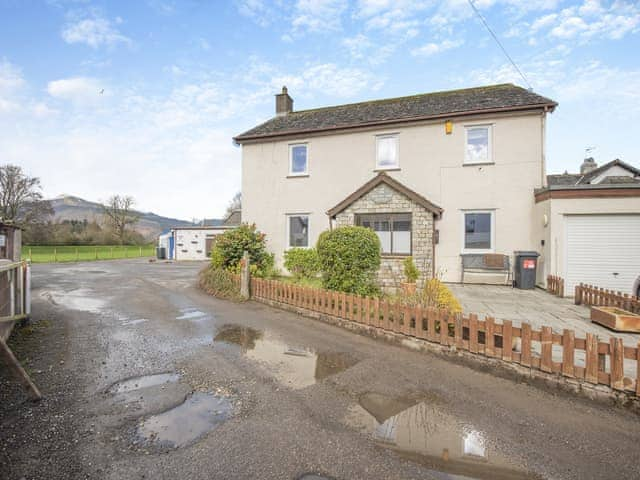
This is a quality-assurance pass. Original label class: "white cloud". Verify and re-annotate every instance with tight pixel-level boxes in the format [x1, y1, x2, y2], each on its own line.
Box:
[0, 60, 25, 113]
[411, 38, 464, 57]
[528, 1, 640, 42]
[61, 12, 131, 48]
[341, 34, 373, 59]
[47, 77, 104, 104]
[237, 0, 274, 27]
[291, 0, 347, 33]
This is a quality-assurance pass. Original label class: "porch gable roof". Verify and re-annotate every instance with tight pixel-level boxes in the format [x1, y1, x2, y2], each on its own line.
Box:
[326, 172, 443, 219]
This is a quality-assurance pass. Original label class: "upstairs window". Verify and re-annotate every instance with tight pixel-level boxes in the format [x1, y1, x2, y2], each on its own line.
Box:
[376, 134, 399, 170]
[287, 215, 309, 248]
[289, 144, 308, 175]
[356, 213, 411, 255]
[465, 125, 492, 165]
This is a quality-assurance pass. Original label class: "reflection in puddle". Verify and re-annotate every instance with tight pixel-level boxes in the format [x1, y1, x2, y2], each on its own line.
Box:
[109, 373, 181, 394]
[136, 392, 232, 448]
[176, 308, 210, 321]
[346, 393, 537, 480]
[121, 318, 149, 326]
[43, 288, 107, 314]
[214, 325, 358, 389]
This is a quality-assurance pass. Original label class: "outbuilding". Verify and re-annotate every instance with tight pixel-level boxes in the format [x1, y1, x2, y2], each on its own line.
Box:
[534, 158, 640, 295]
[169, 226, 231, 261]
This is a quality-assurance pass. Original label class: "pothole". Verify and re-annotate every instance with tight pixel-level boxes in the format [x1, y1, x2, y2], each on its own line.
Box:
[214, 324, 358, 389]
[345, 393, 538, 480]
[109, 373, 181, 394]
[135, 392, 232, 449]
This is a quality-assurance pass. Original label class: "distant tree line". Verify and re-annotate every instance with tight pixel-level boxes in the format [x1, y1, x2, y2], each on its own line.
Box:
[0, 164, 145, 246]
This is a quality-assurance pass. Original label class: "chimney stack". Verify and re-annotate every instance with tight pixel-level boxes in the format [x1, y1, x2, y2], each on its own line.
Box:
[275, 86, 293, 116]
[580, 157, 598, 175]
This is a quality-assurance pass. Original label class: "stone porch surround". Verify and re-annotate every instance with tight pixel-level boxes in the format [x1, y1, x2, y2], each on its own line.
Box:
[330, 174, 440, 291]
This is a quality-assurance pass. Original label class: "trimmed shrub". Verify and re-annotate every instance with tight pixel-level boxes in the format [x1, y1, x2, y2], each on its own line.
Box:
[210, 223, 274, 277]
[316, 226, 381, 296]
[403, 256, 419, 283]
[198, 265, 243, 301]
[284, 247, 320, 280]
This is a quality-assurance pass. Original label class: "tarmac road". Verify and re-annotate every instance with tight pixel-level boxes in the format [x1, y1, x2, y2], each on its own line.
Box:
[1, 259, 640, 480]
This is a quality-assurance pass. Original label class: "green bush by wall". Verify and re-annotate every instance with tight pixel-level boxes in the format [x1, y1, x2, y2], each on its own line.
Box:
[283, 247, 320, 280]
[316, 226, 381, 296]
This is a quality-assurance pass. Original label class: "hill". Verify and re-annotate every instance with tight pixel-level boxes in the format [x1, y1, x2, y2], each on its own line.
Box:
[49, 195, 206, 239]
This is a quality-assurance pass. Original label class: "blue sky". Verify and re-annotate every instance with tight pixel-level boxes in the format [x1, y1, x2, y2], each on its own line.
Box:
[0, 0, 638, 219]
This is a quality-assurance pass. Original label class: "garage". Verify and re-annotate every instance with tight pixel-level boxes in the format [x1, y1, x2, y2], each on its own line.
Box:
[565, 214, 640, 295]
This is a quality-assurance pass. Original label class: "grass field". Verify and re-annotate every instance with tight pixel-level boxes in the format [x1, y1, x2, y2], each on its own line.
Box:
[22, 245, 156, 263]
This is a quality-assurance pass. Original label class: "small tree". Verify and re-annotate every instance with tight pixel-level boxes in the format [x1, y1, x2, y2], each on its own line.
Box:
[210, 223, 274, 277]
[0, 164, 53, 226]
[316, 226, 381, 295]
[102, 195, 139, 245]
[403, 256, 419, 283]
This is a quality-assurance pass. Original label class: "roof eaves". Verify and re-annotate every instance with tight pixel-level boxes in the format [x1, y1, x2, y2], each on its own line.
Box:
[234, 103, 556, 144]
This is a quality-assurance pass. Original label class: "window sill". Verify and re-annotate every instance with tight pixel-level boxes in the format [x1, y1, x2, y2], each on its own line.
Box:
[374, 167, 401, 172]
[381, 253, 411, 258]
[287, 174, 309, 178]
[462, 162, 495, 167]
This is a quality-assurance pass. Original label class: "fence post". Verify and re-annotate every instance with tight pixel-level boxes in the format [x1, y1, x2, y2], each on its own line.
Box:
[240, 250, 250, 300]
[53, 247, 57, 262]
[29, 248, 32, 262]
[139, 246, 142, 257]
[575, 283, 582, 305]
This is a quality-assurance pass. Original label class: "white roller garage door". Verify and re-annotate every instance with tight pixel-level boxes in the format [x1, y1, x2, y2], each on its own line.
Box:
[565, 214, 640, 295]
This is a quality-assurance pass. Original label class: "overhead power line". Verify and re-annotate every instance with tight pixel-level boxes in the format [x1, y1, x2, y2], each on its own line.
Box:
[466, 0, 533, 90]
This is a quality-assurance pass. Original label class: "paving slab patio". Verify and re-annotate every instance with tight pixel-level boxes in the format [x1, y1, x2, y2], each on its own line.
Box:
[447, 283, 640, 347]
[447, 283, 640, 378]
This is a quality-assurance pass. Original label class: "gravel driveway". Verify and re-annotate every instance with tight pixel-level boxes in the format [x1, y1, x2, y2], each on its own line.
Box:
[1, 259, 640, 480]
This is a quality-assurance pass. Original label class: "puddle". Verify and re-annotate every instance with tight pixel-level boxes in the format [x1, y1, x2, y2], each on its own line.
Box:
[176, 308, 210, 321]
[136, 392, 232, 448]
[43, 288, 107, 314]
[298, 475, 333, 480]
[346, 393, 537, 480]
[109, 373, 181, 394]
[214, 325, 358, 389]
[121, 318, 149, 326]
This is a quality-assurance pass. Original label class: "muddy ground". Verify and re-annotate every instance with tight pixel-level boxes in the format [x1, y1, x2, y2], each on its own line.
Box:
[1, 260, 639, 480]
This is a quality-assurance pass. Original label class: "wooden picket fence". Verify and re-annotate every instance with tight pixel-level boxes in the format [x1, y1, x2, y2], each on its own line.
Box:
[251, 277, 640, 397]
[546, 275, 564, 297]
[575, 283, 640, 315]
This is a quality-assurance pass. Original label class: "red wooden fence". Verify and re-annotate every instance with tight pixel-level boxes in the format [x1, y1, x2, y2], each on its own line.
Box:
[546, 275, 564, 297]
[575, 283, 640, 315]
[251, 277, 640, 397]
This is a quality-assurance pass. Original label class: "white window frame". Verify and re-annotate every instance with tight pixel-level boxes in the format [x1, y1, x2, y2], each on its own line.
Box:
[375, 133, 399, 170]
[289, 143, 309, 176]
[464, 124, 493, 165]
[286, 213, 310, 248]
[462, 210, 495, 253]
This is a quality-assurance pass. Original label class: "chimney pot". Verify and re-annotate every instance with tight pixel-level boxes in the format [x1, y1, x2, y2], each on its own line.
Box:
[276, 86, 293, 116]
[580, 157, 598, 175]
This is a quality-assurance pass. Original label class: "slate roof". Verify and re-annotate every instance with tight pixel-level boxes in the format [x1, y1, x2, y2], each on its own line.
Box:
[546, 159, 640, 187]
[327, 172, 443, 219]
[234, 83, 557, 142]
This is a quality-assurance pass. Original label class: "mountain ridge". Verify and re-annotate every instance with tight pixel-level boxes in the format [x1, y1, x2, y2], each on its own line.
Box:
[49, 195, 220, 239]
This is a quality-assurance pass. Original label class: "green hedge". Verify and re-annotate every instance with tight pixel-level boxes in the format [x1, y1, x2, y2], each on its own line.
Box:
[316, 226, 381, 296]
[198, 265, 243, 301]
[284, 247, 320, 280]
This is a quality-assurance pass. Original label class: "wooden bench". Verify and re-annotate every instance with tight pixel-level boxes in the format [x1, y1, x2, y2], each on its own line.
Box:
[460, 253, 512, 285]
